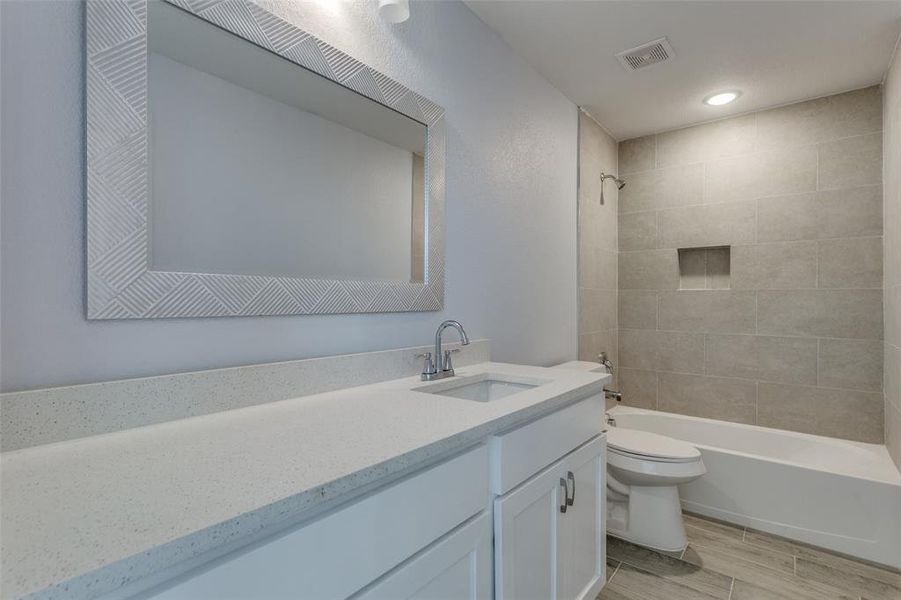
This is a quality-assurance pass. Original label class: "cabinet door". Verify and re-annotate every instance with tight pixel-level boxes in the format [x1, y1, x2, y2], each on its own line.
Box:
[355, 513, 492, 599]
[559, 436, 606, 600]
[494, 458, 566, 600]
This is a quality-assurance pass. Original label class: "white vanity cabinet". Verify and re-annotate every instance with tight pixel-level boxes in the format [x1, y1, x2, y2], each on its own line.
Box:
[492, 397, 607, 600]
[144, 446, 491, 600]
[138, 395, 606, 600]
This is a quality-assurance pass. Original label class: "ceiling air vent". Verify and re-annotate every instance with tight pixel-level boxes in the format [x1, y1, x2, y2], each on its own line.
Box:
[616, 37, 675, 71]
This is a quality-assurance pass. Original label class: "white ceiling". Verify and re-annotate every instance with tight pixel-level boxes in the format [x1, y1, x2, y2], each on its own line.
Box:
[465, 1, 901, 140]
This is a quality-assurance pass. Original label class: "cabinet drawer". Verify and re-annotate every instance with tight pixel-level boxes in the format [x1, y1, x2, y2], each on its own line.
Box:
[147, 445, 489, 599]
[489, 395, 603, 494]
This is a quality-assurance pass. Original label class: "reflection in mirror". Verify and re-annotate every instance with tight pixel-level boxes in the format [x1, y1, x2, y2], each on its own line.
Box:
[148, 1, 427, 283]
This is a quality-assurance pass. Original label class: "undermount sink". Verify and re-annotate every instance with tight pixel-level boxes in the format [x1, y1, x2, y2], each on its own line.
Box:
[415, 373, 549, 402]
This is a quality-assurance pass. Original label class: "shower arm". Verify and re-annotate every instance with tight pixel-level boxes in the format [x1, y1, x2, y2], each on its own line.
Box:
[599, 173, 626, 205]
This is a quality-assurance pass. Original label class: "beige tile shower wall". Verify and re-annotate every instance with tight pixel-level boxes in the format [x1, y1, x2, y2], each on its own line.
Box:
[578, 112, 618, 378]
[885, 48, 901, 468]
[617, 86, 885, 443]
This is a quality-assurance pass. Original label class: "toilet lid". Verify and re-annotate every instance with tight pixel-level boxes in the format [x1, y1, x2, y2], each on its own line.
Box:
[606, 427, 701, 463]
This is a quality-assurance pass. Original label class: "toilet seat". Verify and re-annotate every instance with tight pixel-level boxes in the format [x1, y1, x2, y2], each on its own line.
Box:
[606, 428, 701, 463]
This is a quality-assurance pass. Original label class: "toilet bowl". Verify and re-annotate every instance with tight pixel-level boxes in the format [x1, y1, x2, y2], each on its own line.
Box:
[549, 361, 705, 552]
[605, 427, 706, 552]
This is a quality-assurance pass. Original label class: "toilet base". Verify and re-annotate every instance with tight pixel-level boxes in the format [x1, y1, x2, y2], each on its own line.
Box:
[606, 484, 688, 553]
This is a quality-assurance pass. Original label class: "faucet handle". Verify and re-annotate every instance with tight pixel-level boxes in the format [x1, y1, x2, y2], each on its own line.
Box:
[416, 352, 435, 375]
[438, 348, 460, 373]
[442, 349, 458, 372]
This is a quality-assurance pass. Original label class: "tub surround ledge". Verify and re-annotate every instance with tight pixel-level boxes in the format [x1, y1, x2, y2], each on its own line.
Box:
[0, 362, 608, 600]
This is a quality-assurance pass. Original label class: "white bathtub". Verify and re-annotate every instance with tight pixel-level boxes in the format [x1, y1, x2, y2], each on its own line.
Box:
[608, 406, 901, 569]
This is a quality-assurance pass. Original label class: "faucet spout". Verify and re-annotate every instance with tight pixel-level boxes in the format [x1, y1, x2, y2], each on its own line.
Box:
[435, 320, 469, 369]
[422, 320, 470, 381]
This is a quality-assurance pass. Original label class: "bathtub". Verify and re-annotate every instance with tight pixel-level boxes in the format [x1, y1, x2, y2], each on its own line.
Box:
[608, 406, 901, 570]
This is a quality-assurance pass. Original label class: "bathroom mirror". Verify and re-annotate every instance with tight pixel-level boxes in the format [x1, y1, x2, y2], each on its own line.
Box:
[85, 0, 445, 319]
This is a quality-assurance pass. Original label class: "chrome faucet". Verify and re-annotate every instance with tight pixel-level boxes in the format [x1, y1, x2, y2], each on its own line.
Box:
[420, 320, 470, 381]
[599, 351, 623, 403]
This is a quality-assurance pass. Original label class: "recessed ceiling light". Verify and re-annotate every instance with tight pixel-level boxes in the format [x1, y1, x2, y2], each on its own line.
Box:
[703, 91, 741, 106]
[378, 0, 410, 23]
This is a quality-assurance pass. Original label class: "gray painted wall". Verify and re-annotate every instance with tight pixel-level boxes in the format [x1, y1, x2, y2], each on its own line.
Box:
[616, 87, 885, 443]
[884, 46, 901, 468]
[0, 0, 579, 391]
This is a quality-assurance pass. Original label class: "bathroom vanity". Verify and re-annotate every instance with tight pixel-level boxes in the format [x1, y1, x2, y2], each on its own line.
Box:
[1, 363, 610, 599]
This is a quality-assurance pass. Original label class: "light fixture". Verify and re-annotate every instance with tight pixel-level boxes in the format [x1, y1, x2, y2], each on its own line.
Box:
[703, 91, 741, 106]
[378, 0, 409, 23]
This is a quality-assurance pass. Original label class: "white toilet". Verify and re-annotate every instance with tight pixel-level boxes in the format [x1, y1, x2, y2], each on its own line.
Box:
[551, 361, 706, 552]
[605, 426, 706, 552]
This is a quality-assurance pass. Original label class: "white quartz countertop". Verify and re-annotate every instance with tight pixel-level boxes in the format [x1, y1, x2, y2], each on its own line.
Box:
[1, 362, 608, 599]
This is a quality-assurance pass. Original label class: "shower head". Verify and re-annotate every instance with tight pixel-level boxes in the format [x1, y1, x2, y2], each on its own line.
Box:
[599, 173, 626, 204]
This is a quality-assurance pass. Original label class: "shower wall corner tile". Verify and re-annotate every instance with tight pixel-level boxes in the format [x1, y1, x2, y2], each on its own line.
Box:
[755, 85, 882, 151]
[816, 237, 883, 289]
[579, 329, 618, 365]
[655, 112, 757, 168]
[618, 211, 657, 251]
[618, 249, 680, 290]
[618, 134, 656, 175]
[886, 339, 901, 399]
[756, 192, 819, 242]
[816, 185, 883, 239]
[885, 397, 901, 469]
[579, 288, 617, 333]
[757, 289, 883, 340]
[617, 290, 658, 330]
[618, 163, 703, 213]
[886, 46, 901, 469]
[578, 113, 619, 375]
[818, 338, 884, 392]
[817, 132, 883, 191]
[617, 367, 658, 410]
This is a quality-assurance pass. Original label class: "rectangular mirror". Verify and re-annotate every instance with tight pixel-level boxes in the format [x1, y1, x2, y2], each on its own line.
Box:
[85, 0, 445, 319]
[149, 1, 426, 282]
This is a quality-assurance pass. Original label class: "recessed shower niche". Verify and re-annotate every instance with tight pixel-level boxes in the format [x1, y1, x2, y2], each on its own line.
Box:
[677, 247, 731, 290]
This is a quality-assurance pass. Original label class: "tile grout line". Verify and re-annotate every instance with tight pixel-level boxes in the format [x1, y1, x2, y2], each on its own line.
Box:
[618, 182, 882, 216]
[616, 357, 882, 393]
[816, 138, 820, 192]
[816, 339, 821, 388]
[617, 327, 882, 345]
[608, 560, 621, 583]
[620, 130, 881, 178]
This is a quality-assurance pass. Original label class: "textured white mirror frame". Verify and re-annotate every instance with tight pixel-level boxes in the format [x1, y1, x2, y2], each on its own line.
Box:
[85, 0, 445, 319]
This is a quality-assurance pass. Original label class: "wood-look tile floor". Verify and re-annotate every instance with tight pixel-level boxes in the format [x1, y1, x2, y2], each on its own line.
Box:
[599, 513, 901, 600]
